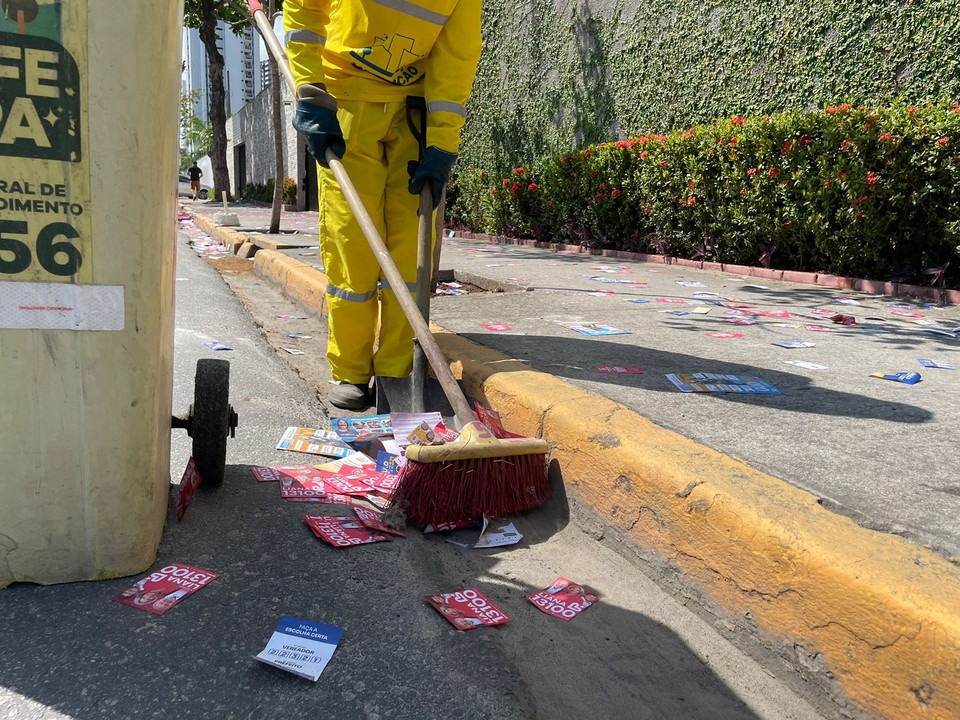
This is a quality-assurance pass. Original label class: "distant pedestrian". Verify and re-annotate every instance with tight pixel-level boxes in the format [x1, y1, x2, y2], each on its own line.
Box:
[188, 161, 203, 200]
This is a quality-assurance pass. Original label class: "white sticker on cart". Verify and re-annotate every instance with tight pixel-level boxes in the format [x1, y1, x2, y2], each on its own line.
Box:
[0, 281, 124, 330]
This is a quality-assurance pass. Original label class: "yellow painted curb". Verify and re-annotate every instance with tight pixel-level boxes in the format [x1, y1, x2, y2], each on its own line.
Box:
[210, 239, 960, 719]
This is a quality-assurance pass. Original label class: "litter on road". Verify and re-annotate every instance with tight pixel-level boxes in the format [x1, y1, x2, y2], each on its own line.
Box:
[305, 514, 393, 546]
[255, 616, 343, 682]
[666, 373, 783, 395]
[425, 588, 510, 631]
[527, 578, 602, 622]
[112, 563, 218, 615]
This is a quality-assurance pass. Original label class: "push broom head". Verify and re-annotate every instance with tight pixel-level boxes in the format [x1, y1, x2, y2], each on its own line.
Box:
[390, 421, 550, 527]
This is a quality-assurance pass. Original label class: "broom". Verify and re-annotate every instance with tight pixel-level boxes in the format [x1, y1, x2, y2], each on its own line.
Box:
[249, 1, 551, 526]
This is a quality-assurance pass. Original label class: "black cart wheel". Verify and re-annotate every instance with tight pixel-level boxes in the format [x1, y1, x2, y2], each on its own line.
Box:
[191, 359, 231, 487]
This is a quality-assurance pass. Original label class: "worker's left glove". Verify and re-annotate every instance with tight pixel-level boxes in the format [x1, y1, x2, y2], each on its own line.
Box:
[408, 146, 457, 209]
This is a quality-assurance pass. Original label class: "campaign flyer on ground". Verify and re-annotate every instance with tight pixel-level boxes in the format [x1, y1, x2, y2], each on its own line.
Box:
[666, 373, 783, 395]
[424, 588, 510, 631]
[446, 519, 522, 549]
[390, 412, 443, 447]
[528, 578, 602, 622]
[112, 563, 218, 615]
[560, 322, 631, 337]
[255, 616, 344, 682]
[353, 507, 406, 537]
[277, 427, 352, 458]
[281, 484, 354, 504]
[305, 515, 393, 547]
[176, 458, 202, 522]
[331, 414, 392, 443]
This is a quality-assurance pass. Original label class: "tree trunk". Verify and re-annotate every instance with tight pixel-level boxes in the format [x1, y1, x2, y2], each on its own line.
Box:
[268, 1, 284, 234]
[198, 0, 231, 201]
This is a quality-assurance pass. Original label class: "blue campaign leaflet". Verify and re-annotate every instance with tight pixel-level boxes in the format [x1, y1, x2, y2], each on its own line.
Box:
[559, 322, 631, 337]
[331, 414, 392, 443]
[256, 616, 344, 682]
[276, 427, 352, 458]
[666, 373, 783, 395]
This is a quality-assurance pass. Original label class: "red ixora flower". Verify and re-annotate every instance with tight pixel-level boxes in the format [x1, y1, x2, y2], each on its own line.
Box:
[936, 137, 950, 147]
[611, 189, 621, 198]
[729, 137, 738, 147]
[527, 183, 539, 191]
[768, 167, 780, 177]
[502, 178, 510, 186]
[730, 116, 745, 126]
[781, 140, 794, 155]
[747, 167, 758, 176]
[659, 159, 667, 168]
[638, 136, 650, 145]
[687, 195, 697, 206]
[823, 179, 834, 188]
[867, 172, 879, 185]
[599, 183, 607, 190]
[878, 132, 894, 143]
[852, 196, 868, 206]
[798, 134, 812, 147]
[511, 182, 519, 193]
[908, 106, 918, 115]
[640, 150, 649, 160]
[596, 193, 606, 202]
[840, 139, 851, 151]
[584, 149, 592, 158]
[513, 167, 525, 175]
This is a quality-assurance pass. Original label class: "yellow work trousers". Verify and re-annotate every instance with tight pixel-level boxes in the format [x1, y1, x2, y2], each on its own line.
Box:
[318, 99, 433, 384]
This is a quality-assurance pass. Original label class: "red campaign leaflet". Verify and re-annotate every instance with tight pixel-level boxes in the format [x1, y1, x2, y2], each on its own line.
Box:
[281, 483, 353, 504]
[353, 507, 406, 537]
[893, 310, 925, 319]
[423, 519, 478, 533]
[176, 458, 202, 522]
[424, 588, 510, 631]
[595, 366, 644, 374]
[706, 332, 744, 339]
[113, 563, 218, 615]
[433, 422, 460, 442]
[757, 310, 791, 318]
[364, 492, 392, 510]
[482, 323, 513, 332]
[804, 325, 835, 332]
[655, 297, 686, 304]
[305, 515, 392, 547]
[810, 308, 837, 316]
[725, 304, 757, 310]
[723, 318, 757, 326]
[252, 465, 325, 483]
[528, 577, 602, 621]
[472, 402, 524, 439]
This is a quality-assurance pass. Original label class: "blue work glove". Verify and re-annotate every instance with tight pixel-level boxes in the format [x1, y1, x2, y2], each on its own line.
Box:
[408, 146, 457, 208]
[292, 87, 344, 168]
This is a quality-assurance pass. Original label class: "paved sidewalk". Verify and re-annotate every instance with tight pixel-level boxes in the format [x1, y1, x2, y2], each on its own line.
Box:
[190, 201, 960, 558]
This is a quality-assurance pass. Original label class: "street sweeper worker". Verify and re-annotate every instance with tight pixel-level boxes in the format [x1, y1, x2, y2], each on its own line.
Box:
[284, 0, 483, 410]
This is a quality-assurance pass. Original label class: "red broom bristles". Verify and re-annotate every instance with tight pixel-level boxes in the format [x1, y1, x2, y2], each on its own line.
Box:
[390, 453, 550, 527]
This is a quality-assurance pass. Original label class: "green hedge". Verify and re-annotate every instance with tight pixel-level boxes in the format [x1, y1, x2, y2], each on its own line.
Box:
[242, 177, 297, 205]
[447, 103, 960, 286]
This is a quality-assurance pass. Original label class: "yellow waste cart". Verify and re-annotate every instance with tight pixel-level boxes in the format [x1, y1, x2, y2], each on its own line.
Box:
[0, 0, 236, 587]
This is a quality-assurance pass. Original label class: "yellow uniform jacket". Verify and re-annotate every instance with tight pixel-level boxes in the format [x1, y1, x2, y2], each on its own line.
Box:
[283, 0, 482, 153]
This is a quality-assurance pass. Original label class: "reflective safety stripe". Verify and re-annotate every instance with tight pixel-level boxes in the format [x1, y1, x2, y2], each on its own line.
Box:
[285, 29, 326, 45]
[379, 279, 419, 293]
[371, 0, 448, 25]
[327, 284, 375, 302]
[427, 101, 465, 117]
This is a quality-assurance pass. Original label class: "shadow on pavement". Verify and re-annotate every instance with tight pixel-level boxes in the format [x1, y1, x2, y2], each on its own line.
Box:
[460, 333, 935, 423]
[0, 461, 768, 720]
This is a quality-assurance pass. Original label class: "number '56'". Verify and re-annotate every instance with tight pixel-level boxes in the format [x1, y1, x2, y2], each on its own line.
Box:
[0, 220, 82, 276]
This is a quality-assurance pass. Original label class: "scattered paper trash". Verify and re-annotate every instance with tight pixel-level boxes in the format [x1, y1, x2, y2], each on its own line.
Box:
[595, 365, 643, 374]
[391, 412, 443, 447]
[689, 306, 713, 315]
[871, 372, 922, 384]
[804, 325, 834, 333]
[655, 297, 686, 304]
[629, 299, 651, 305]
[306, 514, 393, 546]
[353, 507, 406, 537]
[425, 589, 510, 631]
[784, 360, 828, 370]
[918, 359, 955, 369]
[277, 314, 309, 319]
[205, 341, 232, 351]
[446, 518, 522, 549]
[559, 321, 631, 336]
[283, 347, 306, 355]
[667, 373, 782, 395]
[332, 414, 392, 443]
[286, 333, 313, 339]
[277, 427, 352, 458]
[176, 458, 202, 522]
[113, 563, 218, 615]
[831, 314, 858, 325]
[706, 332, 744, 339]
[423, 519, 478, 534]
[892, 310, 926, 319]
[723, 318, 757, 326]
[677, 280, 706, 287]
[482, 323, 513, 332]
[255, 616, 343, 682]
[741, 284, 769, 290]
[772, 340, 815, 349]
[528, 578, 602, 621]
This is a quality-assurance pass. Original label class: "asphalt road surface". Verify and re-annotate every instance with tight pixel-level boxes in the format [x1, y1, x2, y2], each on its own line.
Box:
[0, 232, 830, 720]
